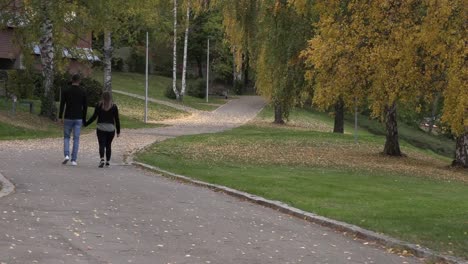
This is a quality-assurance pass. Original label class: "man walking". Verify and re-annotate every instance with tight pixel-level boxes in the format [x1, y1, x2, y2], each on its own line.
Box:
[59, 74, 87, 166]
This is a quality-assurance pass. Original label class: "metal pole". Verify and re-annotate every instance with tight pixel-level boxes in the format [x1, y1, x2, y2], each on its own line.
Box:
[206, 38, 210, 103]
[354, 100, 358, 144]
[145, 32, 149, 123]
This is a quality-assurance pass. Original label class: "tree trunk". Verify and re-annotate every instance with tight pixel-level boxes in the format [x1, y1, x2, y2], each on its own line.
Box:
[233, 50, 243, 83]
[333, 98, 344, 134]
[452, 132, 468, 168]
[103, 31, 112, 92]
[172, 0, 180, 100]
[383, 103, 402, 156]
[181, 5, 190, 100]
[39, 2, 56, 120]
[243, 52, 249, 88]
[274, 103, 284, 124]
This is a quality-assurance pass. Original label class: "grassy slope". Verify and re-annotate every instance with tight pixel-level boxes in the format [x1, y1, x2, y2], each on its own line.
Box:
[137, 107, 467, 259]
[92, 71, 228, 111]
[349, 113, 455, 158]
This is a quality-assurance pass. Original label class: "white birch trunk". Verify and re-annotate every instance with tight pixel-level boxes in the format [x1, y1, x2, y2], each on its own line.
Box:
[39, 1, 56, 120]
[103, 31, 112, 92]
[172, 0, 180, 100]
[181, 5, 190, 100]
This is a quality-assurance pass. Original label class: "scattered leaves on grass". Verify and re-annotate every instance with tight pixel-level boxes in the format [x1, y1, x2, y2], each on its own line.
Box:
[0, 111, 59, 131]
[160, 135, 467, 183]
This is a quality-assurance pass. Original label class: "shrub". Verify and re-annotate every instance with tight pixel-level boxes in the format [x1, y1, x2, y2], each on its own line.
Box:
[165, 84, 177, 99]
[187, 79, 206, 99]
[34, 72, 102, 106]
[112, 57, 124, 72]
[233, 80, 244, 95]
[5, 70, 36, 99]
[81, 78, 102, 107]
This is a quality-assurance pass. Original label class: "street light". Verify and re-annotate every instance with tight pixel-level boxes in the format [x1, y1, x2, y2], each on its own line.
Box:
[145, 31, 149, 123]
[206, 38, 210, 103]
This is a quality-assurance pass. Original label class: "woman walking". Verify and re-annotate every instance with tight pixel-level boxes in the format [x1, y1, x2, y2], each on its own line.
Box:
[85, 91, 120, 168]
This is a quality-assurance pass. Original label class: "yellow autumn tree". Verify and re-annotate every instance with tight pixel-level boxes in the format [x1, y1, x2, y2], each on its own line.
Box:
[420, 0, 467, 167]
[301, 0, 371, 133]
[304, 0, 432, 156]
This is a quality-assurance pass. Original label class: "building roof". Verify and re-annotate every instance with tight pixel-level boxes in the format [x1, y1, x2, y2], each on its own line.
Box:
[33, 45, 100, 62]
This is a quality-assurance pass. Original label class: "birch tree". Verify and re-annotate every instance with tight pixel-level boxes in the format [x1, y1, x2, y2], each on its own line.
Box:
[180, 3, 190, 100]
[0, 0, 84, 120]
[102, 30, 112, 92]
[84, 0, 147, 93]
[303, 0, 428, 156]
[38, 0, 56, 119]
[172, 0, 181, 100]
[420, 0, 467, 167]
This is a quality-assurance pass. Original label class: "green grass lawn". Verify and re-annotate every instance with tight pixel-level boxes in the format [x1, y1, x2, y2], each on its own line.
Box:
[0, 99, 63, 139]
[257, 106, 455, 158]
[0, 119, 62, 140]
[92, 71, 228, 111]
[136, 107, 468, 259]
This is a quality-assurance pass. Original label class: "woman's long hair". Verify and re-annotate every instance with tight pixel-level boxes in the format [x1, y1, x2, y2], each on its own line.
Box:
[100, 91, 113, 111]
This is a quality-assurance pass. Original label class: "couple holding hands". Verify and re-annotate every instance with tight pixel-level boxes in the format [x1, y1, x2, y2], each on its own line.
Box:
[59, 74, 120, 168]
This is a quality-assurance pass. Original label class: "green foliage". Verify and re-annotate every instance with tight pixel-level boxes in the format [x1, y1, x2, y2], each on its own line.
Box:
[187, 78, 206, 98]
[39, 89, 57, 120]
[33, 73, 103, 107]
[127, 48, 146, 74]
[233, 80, 244, 95]
[5, 70, 37, 99]
[186, 8, 233, 82]
[165, 84, 177, 99]
[220, 0, 316, 120]
[81, 78, 103, 107]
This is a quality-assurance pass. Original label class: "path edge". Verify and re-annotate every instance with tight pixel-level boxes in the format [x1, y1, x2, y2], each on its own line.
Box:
[133, 161, 467, 264]
[0, 171, 15, 199]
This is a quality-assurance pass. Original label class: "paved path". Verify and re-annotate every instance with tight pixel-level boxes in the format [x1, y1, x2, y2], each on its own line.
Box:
[0, 96, 422, 264]
[113, 90, 201, 113]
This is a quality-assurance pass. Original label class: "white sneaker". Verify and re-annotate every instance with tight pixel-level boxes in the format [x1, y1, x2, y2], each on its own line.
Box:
[62, 155, 70, 165]
[70, 161, 77, 166]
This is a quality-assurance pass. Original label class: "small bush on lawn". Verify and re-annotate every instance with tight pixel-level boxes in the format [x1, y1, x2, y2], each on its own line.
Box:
[5, 70, 37, 99]
[35, 72, 103, 107]
[187, 79, 206, 99]
[233, 80, 244, 95]
[165, 84, 178, 99]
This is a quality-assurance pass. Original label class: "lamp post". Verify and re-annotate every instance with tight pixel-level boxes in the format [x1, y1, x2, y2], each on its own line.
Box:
[144, 32, 149, 123]
[206, 38, 210, 103]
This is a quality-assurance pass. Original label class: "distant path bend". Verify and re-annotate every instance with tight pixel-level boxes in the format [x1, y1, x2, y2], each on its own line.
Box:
[113, 89, 201, 113]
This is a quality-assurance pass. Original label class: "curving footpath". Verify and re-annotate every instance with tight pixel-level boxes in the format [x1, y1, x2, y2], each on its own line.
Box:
[0, 96, 453, 264]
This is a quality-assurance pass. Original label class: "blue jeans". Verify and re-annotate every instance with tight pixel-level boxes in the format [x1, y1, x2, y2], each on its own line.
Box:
[64, 119, 82, 161]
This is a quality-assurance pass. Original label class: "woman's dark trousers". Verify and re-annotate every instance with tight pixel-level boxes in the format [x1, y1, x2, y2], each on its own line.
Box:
[97, 129, 115, 161]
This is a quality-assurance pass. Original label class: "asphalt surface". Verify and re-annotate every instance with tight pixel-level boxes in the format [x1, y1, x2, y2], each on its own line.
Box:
[0, 96, 422, 264]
